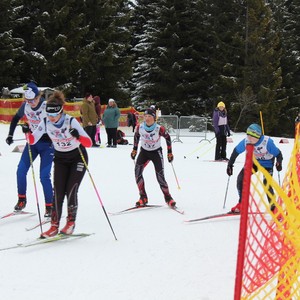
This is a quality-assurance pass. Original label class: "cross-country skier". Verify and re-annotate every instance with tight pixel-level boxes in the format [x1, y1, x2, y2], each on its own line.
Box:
[130, 108, 176, 207]
[24, 91, 92, 237]
[5, 82, 54, 217]
[226, 123, 283, 213]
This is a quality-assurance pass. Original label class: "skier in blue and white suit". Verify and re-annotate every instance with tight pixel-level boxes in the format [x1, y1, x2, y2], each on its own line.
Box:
[5, 81, 54, 217]
[226, 124, 283, 213]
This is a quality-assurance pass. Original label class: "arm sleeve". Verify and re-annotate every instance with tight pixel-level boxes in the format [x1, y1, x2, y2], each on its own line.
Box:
[30, 118, 47, 145]
[212, 110, 219, 129]
[8, 103, 26, 136]
[228, 139, 246, 166]
[159, 126, 172, 153]
[266, 139, 283, 163]
[71, 118, 92, 147]
[133, 124, 140, 151]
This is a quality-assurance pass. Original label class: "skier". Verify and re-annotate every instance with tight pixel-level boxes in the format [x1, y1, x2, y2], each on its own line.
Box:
[130, 108, 176, 207]
[226, 123, 283, 213]
[24, 91, 92, 237]
[5, 81, 54, 217]
[213, 101, 230, 161]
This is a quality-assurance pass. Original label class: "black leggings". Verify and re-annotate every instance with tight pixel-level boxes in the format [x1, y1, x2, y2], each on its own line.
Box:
[105, 128, 117, 146]
[135, 148, 172, 201]
[52, 146, 88, 223]
[237, 166, 274, 203]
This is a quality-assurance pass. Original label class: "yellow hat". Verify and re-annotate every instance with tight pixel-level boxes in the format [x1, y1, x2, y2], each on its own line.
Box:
[217, 101, 225, 108]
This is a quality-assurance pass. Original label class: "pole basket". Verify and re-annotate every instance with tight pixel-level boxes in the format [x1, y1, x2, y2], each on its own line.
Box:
[234, 125, 300, 300]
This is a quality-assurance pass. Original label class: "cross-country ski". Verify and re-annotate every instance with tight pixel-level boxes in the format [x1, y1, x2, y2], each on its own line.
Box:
[0, 233, 94, 252]
[184, 211, 265, 223]
[0, 211, 36, 220]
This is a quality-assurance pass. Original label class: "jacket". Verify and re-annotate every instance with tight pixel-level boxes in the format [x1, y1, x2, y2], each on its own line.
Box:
[81, 98, 98, 127]
[103, 106, 120, 128]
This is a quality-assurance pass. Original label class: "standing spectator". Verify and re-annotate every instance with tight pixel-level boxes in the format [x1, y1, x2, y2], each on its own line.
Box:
[127, 112, 137, 132]
[25, 91, 92, 237]
[81, 92, 99, 147]
[5, 81, 54, 217]
[227, 124, 283, 213]
[103, 98, 120, 148]
[130, 108, 176, 207]
[213, 101, 230, 161]
[94, 96, 102, 145]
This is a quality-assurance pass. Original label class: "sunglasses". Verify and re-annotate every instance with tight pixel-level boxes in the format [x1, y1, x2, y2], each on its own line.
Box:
[46, 107, 63, 117]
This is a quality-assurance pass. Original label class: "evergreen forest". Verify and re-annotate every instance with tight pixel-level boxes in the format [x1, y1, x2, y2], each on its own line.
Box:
[0, 0, 299, 136]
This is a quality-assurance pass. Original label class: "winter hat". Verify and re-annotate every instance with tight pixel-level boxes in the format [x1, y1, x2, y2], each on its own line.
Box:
[108, 98, 115, 103]
[144, 108, 156, 119]
[246, 124, 262, 139]
[23, 82, 39, 100]
[217, 101, 225, 108]
[150, 105, 156, 110]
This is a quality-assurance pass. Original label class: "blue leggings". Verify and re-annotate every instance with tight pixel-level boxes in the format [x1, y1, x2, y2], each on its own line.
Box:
[16, 141, 54, 204]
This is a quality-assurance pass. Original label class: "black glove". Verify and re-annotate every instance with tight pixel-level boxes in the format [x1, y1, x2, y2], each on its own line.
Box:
[131, 149, 137, 160]
[6, 135, 13, 145]
[21, 123, 31, 134]
[227, 131, 231, 137]
[276, 161, 282, 172]
[227, 164, 233, 176]
[167, 153, 174, 163]
[69, 128, 80, 139]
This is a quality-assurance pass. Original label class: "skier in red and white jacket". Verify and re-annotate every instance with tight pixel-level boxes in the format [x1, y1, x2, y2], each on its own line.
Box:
[130, 108, 176, 207]
[24, 91, 92, 238]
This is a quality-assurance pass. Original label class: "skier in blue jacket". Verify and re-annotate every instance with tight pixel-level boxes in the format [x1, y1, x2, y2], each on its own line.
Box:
[226, 124, 283, 213]
[5, 82, 54, 217]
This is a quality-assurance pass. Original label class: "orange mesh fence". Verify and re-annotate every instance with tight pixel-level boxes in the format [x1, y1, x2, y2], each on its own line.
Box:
[235, 123, 300, 300]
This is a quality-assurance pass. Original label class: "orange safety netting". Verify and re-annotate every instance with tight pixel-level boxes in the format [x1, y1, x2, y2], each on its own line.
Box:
[235, 123, 300, 300]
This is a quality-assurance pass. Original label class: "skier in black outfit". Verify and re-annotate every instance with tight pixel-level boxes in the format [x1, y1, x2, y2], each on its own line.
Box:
[130, 108, 176, 207]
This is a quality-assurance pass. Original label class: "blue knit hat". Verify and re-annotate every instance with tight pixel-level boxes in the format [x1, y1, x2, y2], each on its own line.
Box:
[246, 124, 262, 138]
[23, 82, 39, 100]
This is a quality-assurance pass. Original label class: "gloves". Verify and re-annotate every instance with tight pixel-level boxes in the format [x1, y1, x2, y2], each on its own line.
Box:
[227, 164, 233, 176]
[69, 128, 80, 139]
[167, 153, 174, 163]
[227, 131, 231, 137]
[21, 123, 31, 134]
[131, 149, 137, 160]
[6, 135, 13, 145]
[276, 161, 282, 172]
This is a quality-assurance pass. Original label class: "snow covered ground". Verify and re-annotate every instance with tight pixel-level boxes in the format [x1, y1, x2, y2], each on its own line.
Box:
[0, 123, 294, 300]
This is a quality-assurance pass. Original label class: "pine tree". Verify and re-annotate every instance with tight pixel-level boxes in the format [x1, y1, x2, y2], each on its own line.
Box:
[132, 0, 209, 115]
[268, 0, 300, 135]
[0, 0, 24, 87]
[82, 0, 133, 105]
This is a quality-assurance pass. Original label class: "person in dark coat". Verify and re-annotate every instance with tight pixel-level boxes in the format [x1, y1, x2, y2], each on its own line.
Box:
[213, 101, 230, 161]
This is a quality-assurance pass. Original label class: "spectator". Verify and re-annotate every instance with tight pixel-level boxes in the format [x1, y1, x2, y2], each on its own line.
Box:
[94, 96, 102, 145]
[103, 98, 120, 148]
[81, 93, 99, 147]
[213, 101, 230, 161]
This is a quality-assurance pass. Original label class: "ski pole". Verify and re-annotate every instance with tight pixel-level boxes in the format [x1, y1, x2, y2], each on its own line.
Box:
[13, 138, 26, 142]
[223, 176, 231, 208]
[171, 162, 181, 190]
[25, 133, 43, 235]
[78, 146, 117, 241]
[277, 171, 281, 186]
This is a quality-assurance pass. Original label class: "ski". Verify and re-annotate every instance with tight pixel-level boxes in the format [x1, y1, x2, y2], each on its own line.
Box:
[184, 211, 264, 223]
[110, 204, 163, 215]
[170, 206, 184, 215]
[0, 233, 94, 251]
[25, 218, 51, 231]
[0, 211, 36, 220]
